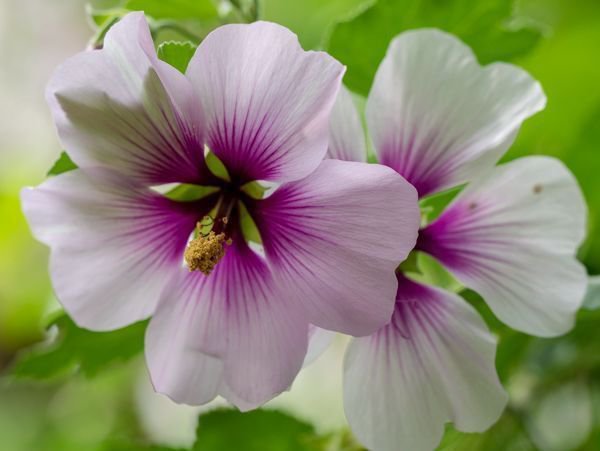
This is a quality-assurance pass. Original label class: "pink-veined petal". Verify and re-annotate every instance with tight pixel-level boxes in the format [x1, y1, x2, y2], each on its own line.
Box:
[367, 29, 545, 198]
[253, 159, 420, 336]
[186, 21, 344, 184]
[417, 156, 588, 336]
[21, 169, 208, 330]
[327, 84, 366, 162]
[344, 276, 507, 451]
[145, 235, 309, 410]
[47, 12, 211, 185]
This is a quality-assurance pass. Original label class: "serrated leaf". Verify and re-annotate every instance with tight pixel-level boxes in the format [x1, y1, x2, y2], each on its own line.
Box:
[327, 0, 543, 95]
[157, 41, 197, 73]
[125, 0, 217, 20]
[583, 276, 600, 310]
[47, 152, 77, 176]
[11, 313, 147, 379]
[192, 409, 316, 451]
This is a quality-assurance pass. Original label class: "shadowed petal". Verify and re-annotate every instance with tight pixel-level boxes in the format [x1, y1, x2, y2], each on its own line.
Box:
[327, 85, 366, 162]
[344, 276, 507, 451]
[47, 12, 211, 185]
[367, 29, 545, 198]
[417, 156, 587, 336]
[186, 21, 344, 184]
[253, 159, 420, 336]
[145, 236, 309, 410]
[21, 169, 209, 330]
[303, 326, 335, 367]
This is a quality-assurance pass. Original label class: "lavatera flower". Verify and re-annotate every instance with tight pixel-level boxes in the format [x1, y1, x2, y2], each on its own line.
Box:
[21, 13, 420, 409]
[329, 30, 588, 451]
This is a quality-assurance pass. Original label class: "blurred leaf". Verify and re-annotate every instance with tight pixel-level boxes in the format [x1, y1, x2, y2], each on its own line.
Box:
[157, 41, 197, 73]
[328, 0, 542, 95]
[124, 0, 217, 20]
[583, 276, 600, 310]
[262, 0, 371, 49]
[11, 314, 146, 379]
[47, 152, 77, 176]
[103, 441, 185, 451]
[192, 409, 316, 451]
[439, 412, 536, 451]
[562, 104, 600, 273]
[527, 381, 593, 451]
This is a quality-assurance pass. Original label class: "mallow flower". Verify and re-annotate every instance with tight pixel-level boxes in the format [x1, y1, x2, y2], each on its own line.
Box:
[328, 29, 588, 451]
[21, 13, 420, 410]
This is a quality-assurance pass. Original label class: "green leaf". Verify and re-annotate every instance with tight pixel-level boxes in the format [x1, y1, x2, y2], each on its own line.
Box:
[238, 201, 263, 245]
[47, 152, 77, 176]
[192, 409, 316, 451]
[157, 41, 197, 73]
[262, 0, 371, 49]
[205, 151, 230, 181]
[583, 276, 600, 310]
[11, 313, 146, 379]
[163, 183, 219, 202]
[124, 0, 217, 20]
[328, 0, 543, 95]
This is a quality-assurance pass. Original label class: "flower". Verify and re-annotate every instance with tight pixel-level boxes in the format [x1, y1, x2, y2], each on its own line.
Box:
[328, 30, 588, 451]
[21, 13, 422, 409]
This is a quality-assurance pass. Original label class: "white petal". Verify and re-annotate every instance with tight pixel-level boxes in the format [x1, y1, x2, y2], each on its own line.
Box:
[47, 12, 208, 185]
[418, 156, 588, 336]
[145, 238, 309, 409]
[21, 169, 202, 330]
[327, 85, 366, 162]
[344, 277, 507, 451]
[186, 21, 344, 184]
[367, 29, 545, 197]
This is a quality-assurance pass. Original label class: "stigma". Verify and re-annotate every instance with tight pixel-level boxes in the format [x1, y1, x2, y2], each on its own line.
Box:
[184, 226, 231, 275]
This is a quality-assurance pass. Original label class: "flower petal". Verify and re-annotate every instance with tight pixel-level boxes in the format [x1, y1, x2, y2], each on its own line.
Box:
[186, 21, 344, 184]
[253, 159, 420, 336]
[327, 85, 366, 162]
[47, 12, 210, 185]
[21, 169, 206, 330]
[367, 29, 545, 198]
[303, 326, 335, 367]
[145, 235, 309, 409]
[417, 156, 588, 336]
[344, 276, 507, 451]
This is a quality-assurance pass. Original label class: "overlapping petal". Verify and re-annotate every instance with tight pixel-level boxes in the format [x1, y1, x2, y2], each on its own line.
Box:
[47, 12, 210, 185]
[344, 276, 507, 451]
[327, 85, 366, 162]
[367, 29, 545, 198]
[21, 169, 207, 330]
[417, 157, 588, 336]
[145, 235, 308, 410]
[186, 21, 345, 184]
[253, 159, 420, 336]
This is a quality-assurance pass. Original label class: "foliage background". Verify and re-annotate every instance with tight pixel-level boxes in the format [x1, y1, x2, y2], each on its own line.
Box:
[0, 0, 599, 450]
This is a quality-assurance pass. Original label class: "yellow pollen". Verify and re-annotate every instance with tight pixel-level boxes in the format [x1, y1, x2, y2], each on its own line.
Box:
[184, 230, 231, 275]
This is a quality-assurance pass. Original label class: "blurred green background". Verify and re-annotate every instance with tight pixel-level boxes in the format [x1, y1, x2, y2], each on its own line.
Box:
[0, 0, 599, 450]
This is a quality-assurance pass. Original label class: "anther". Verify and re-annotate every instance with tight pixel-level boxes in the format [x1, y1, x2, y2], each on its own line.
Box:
[184, 224, 231, 275]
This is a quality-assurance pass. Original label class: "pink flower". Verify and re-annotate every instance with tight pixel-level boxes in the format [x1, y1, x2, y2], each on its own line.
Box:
[21, 13, 420, 409]
[329, 30, 587, 451]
